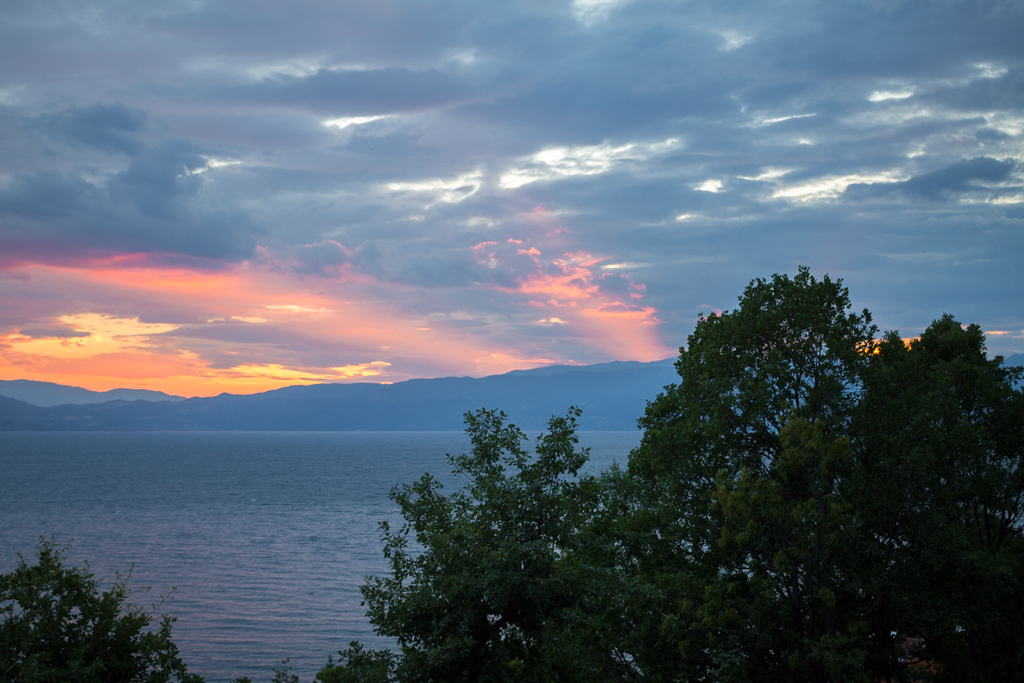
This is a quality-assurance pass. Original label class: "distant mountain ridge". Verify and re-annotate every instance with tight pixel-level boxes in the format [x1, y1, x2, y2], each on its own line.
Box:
[0, 379, 185, 407]
[0, 359, 679, 431]
[2, 353, 1017, 432]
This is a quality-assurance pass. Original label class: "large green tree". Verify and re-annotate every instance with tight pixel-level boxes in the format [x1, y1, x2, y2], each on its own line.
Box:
[624, 268, 881, 682]
[625, 269, 1024, 682]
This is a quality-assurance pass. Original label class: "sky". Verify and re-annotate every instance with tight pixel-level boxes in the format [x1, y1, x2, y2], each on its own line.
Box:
[0, 0, 1022, 396]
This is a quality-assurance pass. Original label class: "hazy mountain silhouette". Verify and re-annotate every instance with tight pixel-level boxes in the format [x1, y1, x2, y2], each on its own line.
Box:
[0, 379, 185, 407]
[0, 359, 678, 431]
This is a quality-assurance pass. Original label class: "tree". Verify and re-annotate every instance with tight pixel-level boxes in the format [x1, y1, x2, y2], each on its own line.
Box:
[331, 408, 629, 683]
[853, 316, 1024, 682]
[625, 270, 1024, 682]
[624, 267, 881, 682]
[704, 417, 872, 683]
[316, 642, 394, 683]
[0, 538, 203, 683]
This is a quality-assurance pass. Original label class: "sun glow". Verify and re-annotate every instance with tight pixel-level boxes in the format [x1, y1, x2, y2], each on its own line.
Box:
[0, 241, 670, 396]
[9, 314, 178, 360]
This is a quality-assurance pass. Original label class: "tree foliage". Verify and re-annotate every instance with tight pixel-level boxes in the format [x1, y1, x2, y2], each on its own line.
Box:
[316, 642, 394, 683]
[853, 316, 1024, 682]
[623, 269, 1024, 683]
[0, 538, 202, 683]
[327, 407, 631, 683]
[620, 268, 879, 681]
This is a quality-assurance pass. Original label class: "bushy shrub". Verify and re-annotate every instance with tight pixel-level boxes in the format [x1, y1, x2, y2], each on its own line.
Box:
[0, 538, 202, 683]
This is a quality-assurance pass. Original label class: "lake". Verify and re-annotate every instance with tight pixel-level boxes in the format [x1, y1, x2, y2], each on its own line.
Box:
[0, 430, 639, 682]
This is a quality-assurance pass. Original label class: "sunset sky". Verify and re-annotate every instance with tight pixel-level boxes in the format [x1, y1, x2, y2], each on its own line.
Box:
[1, 0, 1021, 396]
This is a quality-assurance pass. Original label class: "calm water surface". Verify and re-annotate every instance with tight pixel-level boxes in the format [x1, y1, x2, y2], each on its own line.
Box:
[0, 431, 638, 682]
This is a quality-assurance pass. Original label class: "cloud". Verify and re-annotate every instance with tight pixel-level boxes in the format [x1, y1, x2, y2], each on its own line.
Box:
[293, 239, 381, 278]
[597, 272, 645, 299]
[16, 325, 91, 339]
[500, 138, 679, 189]
[323, 115, 389, 130]
[585, 301, 658, 320]
[773, 172, 909, 203]
[470, 239, 551, 290]
[225, 67, 473, 115]
[111, 139, 207, 218]
[213, 361, 391, 383]
[39, 103, 147, 155]
[469, 241, 652, 315]
[345, 130, 433, 158]
[869, 89, 915, 102]
[846, 157, 1019, 201]
[572, 0, 629, 25]
[717, 30, 753, 52]
[388, 170, 483, 205]
[0, 138, 258, 263]
[5, 313, 179, 362]
[695, 179, 724, 193]
[897, 157, 1018, 198]
[747, 113, 817, 127]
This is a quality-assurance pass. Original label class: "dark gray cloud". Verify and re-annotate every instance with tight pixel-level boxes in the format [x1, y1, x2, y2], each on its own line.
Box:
[110, 139, 205, 217]
[847, 157, 1019, 201]
[903, 157, 1018, 199]
[918, 67, 1024, 112]
[0, 137, 258, 262]
[38, 103, 146, 155]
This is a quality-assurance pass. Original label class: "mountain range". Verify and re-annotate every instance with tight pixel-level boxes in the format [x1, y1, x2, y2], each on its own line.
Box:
[0, 379, 184, 407]
[0, 359, 679, 431]
[1, 353, 1020, 432]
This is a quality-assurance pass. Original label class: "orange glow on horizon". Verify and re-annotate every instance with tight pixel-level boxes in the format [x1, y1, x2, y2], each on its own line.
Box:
[0, 242, 673, 395]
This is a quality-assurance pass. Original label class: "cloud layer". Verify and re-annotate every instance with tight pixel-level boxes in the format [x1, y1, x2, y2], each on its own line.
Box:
[0, 0, 1021, 394]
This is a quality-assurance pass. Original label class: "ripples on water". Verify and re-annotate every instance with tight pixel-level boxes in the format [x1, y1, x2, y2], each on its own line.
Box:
[0, 431, 638, 682]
